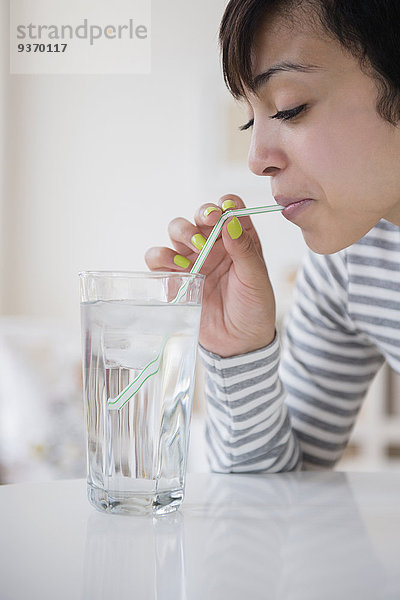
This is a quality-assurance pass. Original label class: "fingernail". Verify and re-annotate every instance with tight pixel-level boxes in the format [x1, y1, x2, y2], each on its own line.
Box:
[203, 206, 221, 218]
[227, 217, 242, 240]
[222, 199, 236, 212]
[191, 233, 207, 251]
[174, 254, 191, 269]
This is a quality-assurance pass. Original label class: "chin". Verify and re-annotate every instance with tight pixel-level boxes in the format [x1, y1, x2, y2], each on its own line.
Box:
[302, 231, 352, 255]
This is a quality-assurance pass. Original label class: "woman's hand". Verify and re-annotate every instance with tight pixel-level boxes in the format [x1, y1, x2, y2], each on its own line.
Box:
[145, 194, 276, 357]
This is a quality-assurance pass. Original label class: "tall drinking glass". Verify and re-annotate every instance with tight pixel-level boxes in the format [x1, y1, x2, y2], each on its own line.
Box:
[79, 271, 204, 515]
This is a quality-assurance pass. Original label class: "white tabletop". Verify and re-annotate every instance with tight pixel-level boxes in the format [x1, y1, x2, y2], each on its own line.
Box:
[1, 471, 400, 600]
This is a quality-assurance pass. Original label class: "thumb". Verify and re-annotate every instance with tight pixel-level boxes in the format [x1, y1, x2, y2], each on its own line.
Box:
[221, 216, 269, 285]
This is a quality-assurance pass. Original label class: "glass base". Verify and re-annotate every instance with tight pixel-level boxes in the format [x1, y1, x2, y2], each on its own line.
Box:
[87, 483, 184, 516]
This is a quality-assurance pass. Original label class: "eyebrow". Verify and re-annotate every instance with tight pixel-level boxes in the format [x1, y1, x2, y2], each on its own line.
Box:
[252, 61, 322, 91]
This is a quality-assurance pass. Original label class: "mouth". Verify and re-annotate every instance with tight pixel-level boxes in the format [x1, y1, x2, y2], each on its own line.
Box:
[274, 196, 315, 222]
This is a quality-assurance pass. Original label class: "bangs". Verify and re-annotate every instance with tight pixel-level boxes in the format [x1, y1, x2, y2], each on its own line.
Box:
[219, 0, 271, 98]
[219, 0, 310, 98]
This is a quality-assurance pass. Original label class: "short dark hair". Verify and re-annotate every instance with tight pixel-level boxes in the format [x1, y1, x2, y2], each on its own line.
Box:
[219, 0, 400, 125]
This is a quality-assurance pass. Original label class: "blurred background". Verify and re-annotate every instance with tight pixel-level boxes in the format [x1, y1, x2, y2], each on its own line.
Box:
[1, 0, 399, 483]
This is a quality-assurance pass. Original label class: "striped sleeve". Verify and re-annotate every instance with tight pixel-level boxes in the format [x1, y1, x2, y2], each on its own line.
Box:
[281, 249, 384, 469]
[200, 248, 384, 473]
[198, 337, 302, 473]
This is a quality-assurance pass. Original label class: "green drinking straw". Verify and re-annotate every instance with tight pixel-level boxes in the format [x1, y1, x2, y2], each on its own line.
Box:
[192, 203, 283, 273]
[174, 203, 283, 302]
[107, 204, 283, 410]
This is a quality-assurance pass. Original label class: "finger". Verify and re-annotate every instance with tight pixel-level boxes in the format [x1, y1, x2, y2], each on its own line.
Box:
[194, 196, 247, 230]
[194, 196, 257, 246]
[168, 217, 209, 255]
[194, 203, 223, 230]
[145, 246, 194, 272]
[221, 215, 268, 288]
[217, 194, 262, 249]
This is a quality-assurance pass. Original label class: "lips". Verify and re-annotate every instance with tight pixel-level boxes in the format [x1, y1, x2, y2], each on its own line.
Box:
[274, 196, 315, 221]
[274, 196, 313, 208]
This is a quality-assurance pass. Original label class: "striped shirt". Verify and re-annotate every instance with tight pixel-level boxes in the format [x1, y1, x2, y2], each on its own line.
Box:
[198, 219, 400, 472]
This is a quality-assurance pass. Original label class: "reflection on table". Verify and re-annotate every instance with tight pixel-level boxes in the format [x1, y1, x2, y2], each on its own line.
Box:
[1, 472, 400, 599]
[81, 472, 400, 600]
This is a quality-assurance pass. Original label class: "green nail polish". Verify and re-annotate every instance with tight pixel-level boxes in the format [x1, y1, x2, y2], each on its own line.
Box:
[222, 199, 236, 211]
[227, 217, 242, 240]
[204, 206, 220, 218]
[191, 233, 207, 250]
[174, 254, 191, 269]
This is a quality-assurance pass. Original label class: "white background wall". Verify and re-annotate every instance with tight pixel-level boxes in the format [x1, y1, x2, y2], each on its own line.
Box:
[1, 0, 306, 329]
[2, 1, 399, 478]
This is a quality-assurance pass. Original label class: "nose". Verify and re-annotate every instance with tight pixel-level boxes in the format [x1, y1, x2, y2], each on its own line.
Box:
[247, 124, 287, 177]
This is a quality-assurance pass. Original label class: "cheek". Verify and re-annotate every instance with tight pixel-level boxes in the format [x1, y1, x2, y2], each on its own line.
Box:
[289, 117, 378, 205]
[287, 124, 350, 194]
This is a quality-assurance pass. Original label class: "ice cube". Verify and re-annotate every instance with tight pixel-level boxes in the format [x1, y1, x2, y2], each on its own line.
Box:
[102, 330, 164, 370]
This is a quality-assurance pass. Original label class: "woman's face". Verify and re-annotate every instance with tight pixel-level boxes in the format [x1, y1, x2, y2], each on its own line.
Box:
[245, 11, 400, 253]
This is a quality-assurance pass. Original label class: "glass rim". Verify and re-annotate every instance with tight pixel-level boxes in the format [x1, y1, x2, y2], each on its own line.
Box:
[78, 270, 205, 280]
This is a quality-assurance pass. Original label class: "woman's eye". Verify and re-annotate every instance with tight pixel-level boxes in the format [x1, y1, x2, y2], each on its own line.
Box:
[239, 118, 254, 131]
[270, 104, 307, 121]
[239, 104, 308, 130]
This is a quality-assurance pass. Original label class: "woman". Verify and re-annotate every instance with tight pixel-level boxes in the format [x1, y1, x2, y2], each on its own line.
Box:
[145, 0, 400, 471]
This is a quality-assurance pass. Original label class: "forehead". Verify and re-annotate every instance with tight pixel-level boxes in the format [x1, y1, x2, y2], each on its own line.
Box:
[251, 11, 345, 79]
